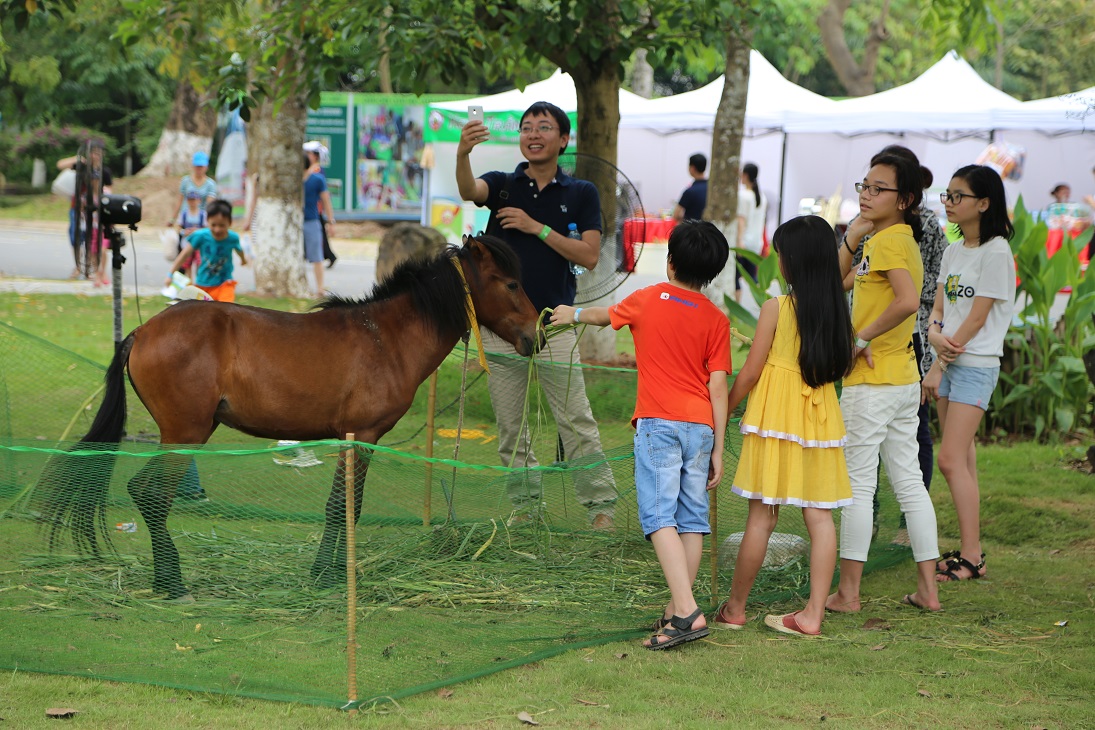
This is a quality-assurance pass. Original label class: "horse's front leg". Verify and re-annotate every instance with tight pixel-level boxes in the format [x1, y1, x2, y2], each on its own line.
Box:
[311, 445, 371, 587]
[127, 452, 192, 600]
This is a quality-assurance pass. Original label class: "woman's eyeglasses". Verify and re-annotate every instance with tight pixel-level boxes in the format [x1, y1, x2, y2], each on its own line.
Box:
[855, 182, 900, 197]
[939, 192, 981, 204]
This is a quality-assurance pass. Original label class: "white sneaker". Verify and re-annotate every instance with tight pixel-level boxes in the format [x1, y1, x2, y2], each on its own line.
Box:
[273, 442, 323, 467]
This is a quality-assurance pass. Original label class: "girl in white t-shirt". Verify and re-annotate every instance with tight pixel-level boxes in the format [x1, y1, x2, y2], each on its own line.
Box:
[734, 162, 768, 303]
[922, 164, 1016, 582]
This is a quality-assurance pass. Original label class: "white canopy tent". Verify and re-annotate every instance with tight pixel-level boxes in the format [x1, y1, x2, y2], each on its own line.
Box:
[991, 87, 1095, 212]
[780, 55, 1093, 220]
[783, 52, 1023, 136]
[617, 50, 838, 222]
[621, 50, 839, 132]
[424, 53, 1093, 239]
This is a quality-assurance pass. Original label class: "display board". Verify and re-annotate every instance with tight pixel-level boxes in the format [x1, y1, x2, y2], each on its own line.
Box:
[305, 92, 471, 221]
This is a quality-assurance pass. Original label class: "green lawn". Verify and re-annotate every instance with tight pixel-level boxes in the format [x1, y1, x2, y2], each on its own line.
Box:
[0, 193, 71, 221]
[0, 292, 1091, 728]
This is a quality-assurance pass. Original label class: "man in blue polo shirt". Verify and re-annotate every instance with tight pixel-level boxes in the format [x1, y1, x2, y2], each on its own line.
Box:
[456, 100, 617, 529]
[672, 153, 708, 221]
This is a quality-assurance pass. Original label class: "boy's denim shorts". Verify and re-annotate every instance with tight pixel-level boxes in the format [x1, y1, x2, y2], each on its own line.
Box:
[939, 364, 1000, 411]
[634, 418, 714, 538]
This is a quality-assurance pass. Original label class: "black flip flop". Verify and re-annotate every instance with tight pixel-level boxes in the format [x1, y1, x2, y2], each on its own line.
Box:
[644, 608, 709, 651]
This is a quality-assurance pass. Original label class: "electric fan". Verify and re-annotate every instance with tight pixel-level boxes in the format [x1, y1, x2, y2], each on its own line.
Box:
[557, 152, 645, 304]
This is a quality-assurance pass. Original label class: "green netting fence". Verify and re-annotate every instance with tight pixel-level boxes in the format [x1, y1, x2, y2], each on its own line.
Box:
[0, 321, 910, 708]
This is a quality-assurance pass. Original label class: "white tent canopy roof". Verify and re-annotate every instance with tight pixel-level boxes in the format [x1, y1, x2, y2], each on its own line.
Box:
[619, 50, 837, 132]
[993, 86, 1095, 132]
[783, 51, 1023, 134]
[430, 69, 653, 115]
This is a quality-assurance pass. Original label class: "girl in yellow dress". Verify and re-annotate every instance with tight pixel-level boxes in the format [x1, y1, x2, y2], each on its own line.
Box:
[714, 215, 855, 637]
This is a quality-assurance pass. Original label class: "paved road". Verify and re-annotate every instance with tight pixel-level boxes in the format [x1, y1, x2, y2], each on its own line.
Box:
[0, 220, 380, 298]
[0, 219, 670, 306]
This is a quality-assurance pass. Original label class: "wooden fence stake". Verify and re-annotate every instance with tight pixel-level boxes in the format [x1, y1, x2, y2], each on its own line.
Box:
[344, 433, 358, 714]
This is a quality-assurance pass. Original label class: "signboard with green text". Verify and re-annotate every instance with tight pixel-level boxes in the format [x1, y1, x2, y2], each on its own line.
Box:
[305, 92, 471, 220]
[424, 109, 578, 146]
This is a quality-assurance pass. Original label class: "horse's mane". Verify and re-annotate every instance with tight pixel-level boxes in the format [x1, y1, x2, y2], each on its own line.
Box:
[315, 234, 521, 339]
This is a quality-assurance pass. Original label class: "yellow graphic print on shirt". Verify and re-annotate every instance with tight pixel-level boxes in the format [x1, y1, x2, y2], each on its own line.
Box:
[945, 273, 962, 303]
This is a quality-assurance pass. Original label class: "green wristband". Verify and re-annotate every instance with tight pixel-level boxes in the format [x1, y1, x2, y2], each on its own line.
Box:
[537, 225, 551, 241]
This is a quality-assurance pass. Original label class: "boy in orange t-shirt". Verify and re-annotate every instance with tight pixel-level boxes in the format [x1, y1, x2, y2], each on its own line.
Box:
[550, 220, 730, 651]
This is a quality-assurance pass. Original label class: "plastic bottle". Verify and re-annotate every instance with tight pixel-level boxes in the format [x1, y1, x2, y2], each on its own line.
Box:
[567, 223, 587, 277]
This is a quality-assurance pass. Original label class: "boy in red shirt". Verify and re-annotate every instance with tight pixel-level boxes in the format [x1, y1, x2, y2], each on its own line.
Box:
[550, 220, 730, 650]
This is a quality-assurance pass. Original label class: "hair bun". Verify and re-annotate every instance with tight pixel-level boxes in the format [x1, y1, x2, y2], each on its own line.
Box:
[919, 165, 933, 190]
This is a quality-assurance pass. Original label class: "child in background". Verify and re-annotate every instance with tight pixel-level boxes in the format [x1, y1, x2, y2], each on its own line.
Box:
[176, 190, 208, 280]
[922, 165, 1016, 582]
[177, 190, 207, 239]
[713, 216, 855, 637]
[166, 199, 247, 303]
[550, 220, 730, 651]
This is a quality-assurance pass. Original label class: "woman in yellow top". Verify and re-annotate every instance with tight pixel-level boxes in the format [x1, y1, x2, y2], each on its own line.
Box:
[828, 150, 942, 613]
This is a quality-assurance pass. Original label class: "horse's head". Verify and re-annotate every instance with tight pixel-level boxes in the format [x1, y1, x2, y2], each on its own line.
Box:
[458, 235, 544, 356]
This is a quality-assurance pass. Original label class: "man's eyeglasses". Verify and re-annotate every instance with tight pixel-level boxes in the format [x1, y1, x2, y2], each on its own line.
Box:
[855, 182, 900, 197]
[520, 124, 557, 135]
[939, 191, 981, 204]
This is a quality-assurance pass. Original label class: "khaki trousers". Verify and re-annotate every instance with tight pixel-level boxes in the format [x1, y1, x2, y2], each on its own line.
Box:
[480, 327, 617, 518]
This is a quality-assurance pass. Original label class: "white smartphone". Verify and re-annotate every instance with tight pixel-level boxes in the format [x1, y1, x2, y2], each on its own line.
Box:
[467, 105, 484, 124]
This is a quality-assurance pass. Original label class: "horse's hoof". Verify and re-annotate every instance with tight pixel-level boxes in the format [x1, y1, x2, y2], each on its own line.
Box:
[168, 593, 195, 604]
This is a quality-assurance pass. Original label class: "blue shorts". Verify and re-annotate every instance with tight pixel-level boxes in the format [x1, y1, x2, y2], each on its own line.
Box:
[634, 418, 713, 538]
[939, 364, 1000, 411]
[303, 218, 324, 263]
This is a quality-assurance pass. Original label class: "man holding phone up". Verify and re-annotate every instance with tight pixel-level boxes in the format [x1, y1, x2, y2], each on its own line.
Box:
[456, 101, 617, 529]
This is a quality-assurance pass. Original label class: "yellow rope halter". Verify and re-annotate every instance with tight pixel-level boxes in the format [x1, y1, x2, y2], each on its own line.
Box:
[451, 257, 491, 374]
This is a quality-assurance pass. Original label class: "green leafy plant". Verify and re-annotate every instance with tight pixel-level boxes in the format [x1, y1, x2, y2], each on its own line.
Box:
[990, 197, 1095, 440]
[722, 248, 786, 328]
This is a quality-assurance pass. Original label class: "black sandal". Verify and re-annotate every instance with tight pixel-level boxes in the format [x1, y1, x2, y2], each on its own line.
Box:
[935, 550, 961, 572]
[644, 608, 709, 651]
[937, 553, 986, 582]
[647, 615, 671, 632]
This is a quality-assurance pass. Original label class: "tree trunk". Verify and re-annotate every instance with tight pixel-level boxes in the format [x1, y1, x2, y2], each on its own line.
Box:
[705, 25, 751, 313]
[248, 92, 310, 298]
[378, 5, 394, 93]
[139, 78, 218, 177]
[572, 64, 620, 363]
[817, 0, 891, 97]
[630, 49, 654, 98]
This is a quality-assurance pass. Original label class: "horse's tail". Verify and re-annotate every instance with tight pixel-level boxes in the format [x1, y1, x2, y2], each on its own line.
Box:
[34, 332, 136, 556]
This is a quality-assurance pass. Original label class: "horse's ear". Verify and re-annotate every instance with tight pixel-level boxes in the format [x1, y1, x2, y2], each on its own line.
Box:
[462, 234, 486, 262]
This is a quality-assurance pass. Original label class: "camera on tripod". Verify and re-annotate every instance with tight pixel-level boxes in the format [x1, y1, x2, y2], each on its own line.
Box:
[100, 194, 142, 227]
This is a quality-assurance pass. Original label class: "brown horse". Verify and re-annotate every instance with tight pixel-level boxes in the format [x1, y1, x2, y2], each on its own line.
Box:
[34, 234, 541, 600]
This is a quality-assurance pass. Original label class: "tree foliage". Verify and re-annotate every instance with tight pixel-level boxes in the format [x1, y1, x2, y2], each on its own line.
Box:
[0, 0, 173, 176]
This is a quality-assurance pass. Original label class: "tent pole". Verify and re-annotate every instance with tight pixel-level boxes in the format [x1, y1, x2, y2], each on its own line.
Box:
[778, 131, 789, 225]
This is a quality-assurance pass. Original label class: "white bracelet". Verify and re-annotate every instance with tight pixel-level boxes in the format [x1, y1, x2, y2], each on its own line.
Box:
[574, 307, 583, 324]
[855, 337, 870, 349]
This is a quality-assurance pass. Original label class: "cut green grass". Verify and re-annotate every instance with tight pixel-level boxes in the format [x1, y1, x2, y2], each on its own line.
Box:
[0, 194, 72, 221]
[0, 292, 1091, 728]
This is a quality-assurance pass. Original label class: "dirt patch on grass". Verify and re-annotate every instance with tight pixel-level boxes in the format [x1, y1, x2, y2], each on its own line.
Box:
[112, 175, 178, 227]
